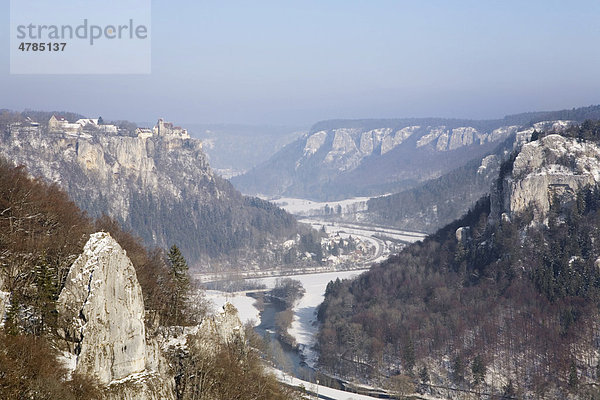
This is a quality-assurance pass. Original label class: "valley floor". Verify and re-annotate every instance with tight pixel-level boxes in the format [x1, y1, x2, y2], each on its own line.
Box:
[200, 217, 427, 399]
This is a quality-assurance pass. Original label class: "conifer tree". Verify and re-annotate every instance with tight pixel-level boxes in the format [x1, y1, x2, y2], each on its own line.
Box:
[33, 256, 59, 334]
[167, 245, 191, 325]
[568, 361, 579, 389]
[471, 354, 486, 387]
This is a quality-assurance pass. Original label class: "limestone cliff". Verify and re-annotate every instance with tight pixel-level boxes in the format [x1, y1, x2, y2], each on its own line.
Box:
[57, 232, 175, 400]
[493, 134, 600, 222]
[0, 125, 297, 265]
[234, 108, 598, 201]
[233, 119, 519, 200]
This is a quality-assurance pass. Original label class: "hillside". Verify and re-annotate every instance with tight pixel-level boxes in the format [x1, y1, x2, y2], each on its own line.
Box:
[362, 129, 528, 233]
[364, 154, 503, 232]
[232, 105, 600, 201]
[232, 118, 516, 200]
[0, 111, 302, 268]
[316, 121, 600, 398]
[0, 157, 301, 400]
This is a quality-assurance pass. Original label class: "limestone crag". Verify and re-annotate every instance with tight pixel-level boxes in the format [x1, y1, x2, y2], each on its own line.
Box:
[196, 302, 244, 347]
[233, 119, 532, 200]
[161, 302, 244, 355]
[494, 134, 600, 221]
[57, 232, 175, 400]
[2, 129, 214, 224]
[0, 122, 297, 265]
[305, 124, 514, 174]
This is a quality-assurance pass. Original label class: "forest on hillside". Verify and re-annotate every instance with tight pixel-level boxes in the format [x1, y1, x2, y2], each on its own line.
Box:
[0, 110, 311, 268]
[317, 122, 600, 398]
[366, 158, 495, 232]
[0, 157, 300, 399]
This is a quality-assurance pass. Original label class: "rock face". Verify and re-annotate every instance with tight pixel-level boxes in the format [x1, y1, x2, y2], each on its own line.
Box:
[58, 232, 146, 383]
[0, 125, 297, 265]
[162, 302, 244, 355]
[233, 108, 597, 201]
[233, 118, 524, 200]
[494, 134, 600, 221]
[455, 226, 471, 244]
[0, 291, 9, 327]
[58, 232, 175, 399]
[196, 302, 244, 346]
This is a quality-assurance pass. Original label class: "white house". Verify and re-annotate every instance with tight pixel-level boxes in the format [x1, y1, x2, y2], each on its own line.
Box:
[48, 115, 117, 135]
[48, 115, 80, 133]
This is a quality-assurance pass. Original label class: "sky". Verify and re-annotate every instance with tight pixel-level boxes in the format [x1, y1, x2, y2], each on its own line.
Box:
[1, 0, 600, 126]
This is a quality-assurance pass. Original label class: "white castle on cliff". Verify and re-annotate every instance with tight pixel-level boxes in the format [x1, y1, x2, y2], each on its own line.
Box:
[136, 118, 190, 139]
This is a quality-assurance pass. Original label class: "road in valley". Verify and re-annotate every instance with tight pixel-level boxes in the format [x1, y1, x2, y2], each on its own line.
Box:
[299, 218, 426, 264]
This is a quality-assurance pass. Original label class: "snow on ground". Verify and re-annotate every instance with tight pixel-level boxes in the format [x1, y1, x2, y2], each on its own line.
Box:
[58, 350, 77, 380]
[204, 270, 367, 365]
[204, 290, 261, 326]
[300, 217, 426, 264]
[272, 196, 374, 216]
[283, 270, 365, 367]
[269, 367, 382, 400]
[301, 218, 427, 242]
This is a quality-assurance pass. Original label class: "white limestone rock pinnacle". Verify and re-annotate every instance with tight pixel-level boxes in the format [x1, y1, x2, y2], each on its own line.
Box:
[58, 232, 147, 384]
[58, 232, 176, 400]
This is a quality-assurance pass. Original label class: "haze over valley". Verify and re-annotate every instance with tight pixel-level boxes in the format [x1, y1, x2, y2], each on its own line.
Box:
[2, 1, 600, 399]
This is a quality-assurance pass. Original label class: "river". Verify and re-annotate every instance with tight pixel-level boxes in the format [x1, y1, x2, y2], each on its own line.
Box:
[204, 269, 368, 365]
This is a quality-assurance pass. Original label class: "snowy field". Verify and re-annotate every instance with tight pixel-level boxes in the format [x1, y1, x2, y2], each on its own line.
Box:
[204, 290, 261, 325]
[300, 218, 427, 242]
[269, 368, 383, 400]
[272, 196, 373, 216]
[204, 269, 367, 365]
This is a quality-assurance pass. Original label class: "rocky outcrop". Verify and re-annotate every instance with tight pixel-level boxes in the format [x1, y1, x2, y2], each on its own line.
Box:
[455, 226, 471, 244]
[196, 302, 244, 347]
[494, 134, 600, 221]
[0, 124, 297, 265]
[57, 232, 175, 400]
[234, 118, 522, 200]
[161, 302, 244, 355]
[234, 106, 596, 201]
[0, 291, 9, 327]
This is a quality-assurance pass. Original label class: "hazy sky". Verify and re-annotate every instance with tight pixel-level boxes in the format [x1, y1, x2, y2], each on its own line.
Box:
[1, 0, 600, 125]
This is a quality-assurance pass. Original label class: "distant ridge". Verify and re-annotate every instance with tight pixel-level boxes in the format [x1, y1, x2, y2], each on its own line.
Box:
[234, 104, 600, 201]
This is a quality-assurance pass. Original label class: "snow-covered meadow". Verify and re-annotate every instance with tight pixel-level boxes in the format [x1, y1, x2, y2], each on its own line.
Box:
[204, 269, 367, 366]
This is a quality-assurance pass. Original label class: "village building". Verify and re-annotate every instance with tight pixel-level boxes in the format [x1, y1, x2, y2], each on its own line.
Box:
[48, 115, 118, 134]
[48, 115, 80, 133]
